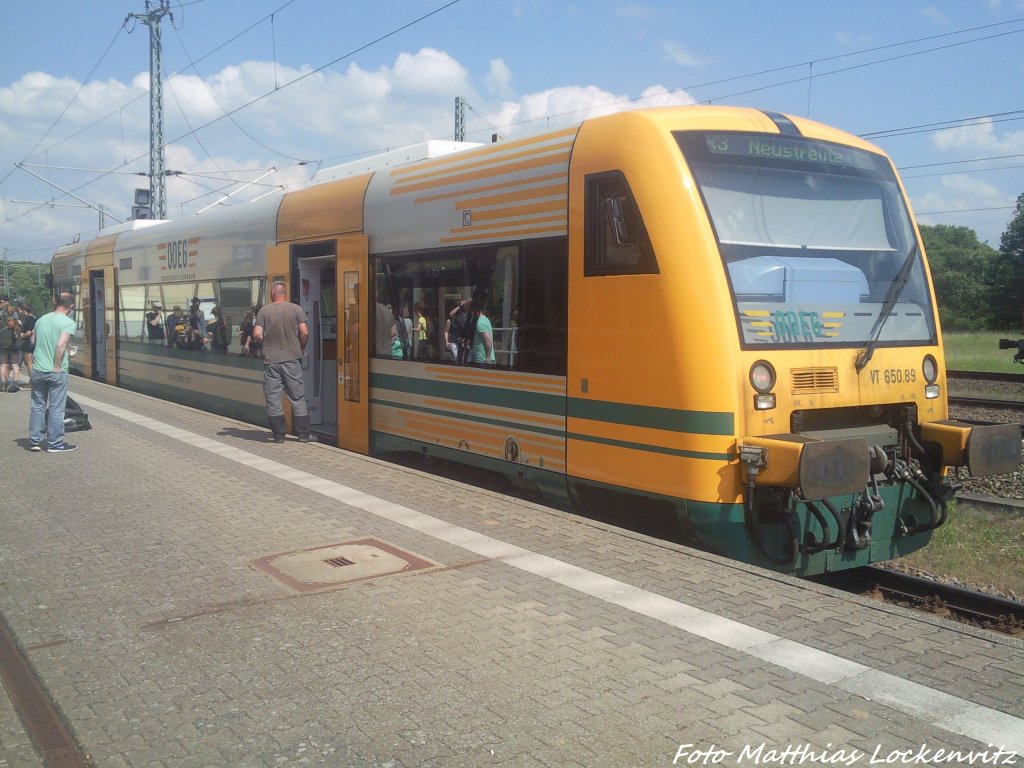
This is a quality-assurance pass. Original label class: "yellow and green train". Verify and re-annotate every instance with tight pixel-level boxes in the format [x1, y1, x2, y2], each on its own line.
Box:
[52, 105, 1020, 575]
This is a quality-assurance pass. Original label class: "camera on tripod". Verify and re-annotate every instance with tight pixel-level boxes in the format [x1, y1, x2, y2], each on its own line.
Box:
[999, 338, 1024, 364]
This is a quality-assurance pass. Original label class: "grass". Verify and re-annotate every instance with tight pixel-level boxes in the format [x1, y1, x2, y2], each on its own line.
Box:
[897, 503, 1024, 597]
[943, 331, 1024, 373]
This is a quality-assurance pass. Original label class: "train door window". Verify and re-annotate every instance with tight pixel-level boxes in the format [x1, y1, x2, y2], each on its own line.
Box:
[584, 171, 658, 276]
[342, 271, 360, 402]
[488, 246, 520, 367]
[519, 238, 568, 375]
[119, 284, 146, 341]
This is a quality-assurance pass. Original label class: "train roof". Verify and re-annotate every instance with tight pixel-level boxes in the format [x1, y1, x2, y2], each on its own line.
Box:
[55, 105, 888, 261]
[312, 140, 484, 184]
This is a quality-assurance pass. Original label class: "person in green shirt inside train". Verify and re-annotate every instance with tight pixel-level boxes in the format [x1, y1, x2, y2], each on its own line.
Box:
[471, 305, 495, 365]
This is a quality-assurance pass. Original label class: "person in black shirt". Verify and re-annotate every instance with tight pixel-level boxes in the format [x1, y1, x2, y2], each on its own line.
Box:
[18, 303, 36, 376]
[146, 303, 165, 344]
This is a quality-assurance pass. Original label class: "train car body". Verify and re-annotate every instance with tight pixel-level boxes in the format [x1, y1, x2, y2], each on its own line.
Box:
[52, 106, 1020, 576]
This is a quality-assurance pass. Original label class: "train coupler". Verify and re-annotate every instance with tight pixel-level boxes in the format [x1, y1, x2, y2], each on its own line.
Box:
[846, 490, 880, 550]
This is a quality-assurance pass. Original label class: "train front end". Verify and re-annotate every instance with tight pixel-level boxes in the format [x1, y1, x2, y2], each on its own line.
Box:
[678, 122, 1021, 573]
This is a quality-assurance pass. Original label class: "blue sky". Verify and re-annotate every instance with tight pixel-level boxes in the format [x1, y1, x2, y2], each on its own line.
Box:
[1, 0, 1023, 263]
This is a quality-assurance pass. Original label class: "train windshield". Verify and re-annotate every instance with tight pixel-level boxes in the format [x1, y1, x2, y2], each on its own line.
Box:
[676, 131, 936, 348]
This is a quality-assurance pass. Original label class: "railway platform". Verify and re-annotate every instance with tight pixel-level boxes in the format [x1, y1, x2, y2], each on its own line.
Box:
[1, 377, 1022, 767]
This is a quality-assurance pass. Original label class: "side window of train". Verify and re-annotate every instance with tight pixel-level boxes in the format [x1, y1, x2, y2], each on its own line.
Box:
[372, 239, 567, 375]
[584, 171, 659, 276]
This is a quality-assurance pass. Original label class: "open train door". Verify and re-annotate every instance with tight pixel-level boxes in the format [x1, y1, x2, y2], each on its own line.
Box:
[83, 235, 118, 384]
[336, 234, 369, 454]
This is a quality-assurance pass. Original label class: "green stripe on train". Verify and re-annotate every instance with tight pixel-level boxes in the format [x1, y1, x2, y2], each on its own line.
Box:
[567, 398, 733, 436]
[119, 342, 262, 384]
[371, 397, 567, 439]
[565, 431, 734, 462]
[371, 372, 733, 437]
[121, 376, 267, 426]
[372, 372, 565, 415]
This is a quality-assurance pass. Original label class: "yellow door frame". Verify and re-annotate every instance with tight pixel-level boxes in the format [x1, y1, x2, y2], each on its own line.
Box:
[336, 235, 369, 454]
[266, 237, 369, 453]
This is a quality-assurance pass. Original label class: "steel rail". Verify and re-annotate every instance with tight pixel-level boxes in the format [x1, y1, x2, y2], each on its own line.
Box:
[815, 565, 1024, 637]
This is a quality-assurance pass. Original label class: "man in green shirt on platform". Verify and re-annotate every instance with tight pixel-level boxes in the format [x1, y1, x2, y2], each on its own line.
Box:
[28, 292, 78, 453]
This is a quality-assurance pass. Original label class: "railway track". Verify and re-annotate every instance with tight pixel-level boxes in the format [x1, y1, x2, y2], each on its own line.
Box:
[816, 565, 1024, 638]
[948, 395, 1024, 410]
[947, 370, 1024, 382]
[947, 370, 1024, 411]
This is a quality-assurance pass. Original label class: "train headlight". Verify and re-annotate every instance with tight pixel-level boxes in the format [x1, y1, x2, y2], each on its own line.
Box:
[750, 361, 776, 410]
[922, 355, 940, 398]
[922, 355, 938, 384]
[750, 361, 776, 393]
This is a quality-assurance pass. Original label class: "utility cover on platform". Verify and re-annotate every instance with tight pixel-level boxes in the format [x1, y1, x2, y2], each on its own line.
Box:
[252, 538, 436, 593]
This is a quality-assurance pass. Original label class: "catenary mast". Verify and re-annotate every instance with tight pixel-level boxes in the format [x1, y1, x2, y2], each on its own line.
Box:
[127, 0, 173, 219]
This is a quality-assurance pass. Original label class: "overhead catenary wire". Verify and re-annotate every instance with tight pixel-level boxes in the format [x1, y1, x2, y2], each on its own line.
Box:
[2, 0, 464, 230]
[3, 4, 1022, 253]
[1, 22, 129, 186]
[168, 21, 311, 163]
[461, 19, 1024, 139]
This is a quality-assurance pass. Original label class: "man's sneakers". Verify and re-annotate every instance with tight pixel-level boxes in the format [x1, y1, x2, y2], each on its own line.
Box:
[29, 443, 42, 452]
[46, 443, 77, 453]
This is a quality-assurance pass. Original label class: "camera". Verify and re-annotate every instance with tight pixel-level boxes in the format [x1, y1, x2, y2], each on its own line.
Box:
[999, 338, 1024, 364]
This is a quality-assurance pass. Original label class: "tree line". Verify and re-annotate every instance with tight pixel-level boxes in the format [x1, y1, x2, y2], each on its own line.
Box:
[920, 192, 1024, 332]
[0, 260, 53, 317]
[2, 192, 1022, 332]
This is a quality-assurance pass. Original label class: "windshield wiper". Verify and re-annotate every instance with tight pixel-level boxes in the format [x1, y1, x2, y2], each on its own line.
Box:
[855, 242, 919, 373]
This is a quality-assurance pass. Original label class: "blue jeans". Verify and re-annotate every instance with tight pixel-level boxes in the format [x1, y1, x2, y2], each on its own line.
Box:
[29, 370, 69, 448]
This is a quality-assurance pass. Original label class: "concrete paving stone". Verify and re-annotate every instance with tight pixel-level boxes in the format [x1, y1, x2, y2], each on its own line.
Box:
[738, 696, 809, 725]
[3, 384, 1023, 766]
[683, 652, 756, 683]
[705, 691, 767, 719]
[692, 675, 751, 697]
[713, 709, 773, 736]
[652, 670, 707, 695]
[766, 678, 847, 712]
[948, 651, 1013, 674]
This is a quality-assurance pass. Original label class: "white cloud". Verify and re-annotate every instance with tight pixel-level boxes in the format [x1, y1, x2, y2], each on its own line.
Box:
[481, 83, 694, 139]
[912, 175, 1014, 244]
[485, 58, 513, 99]
[661, 40, 706, 67]
[1, 48, 698, 256]
[932, 118, 1024, 155]
[391, 48, 470, 95]
[920, 6, 951, 25]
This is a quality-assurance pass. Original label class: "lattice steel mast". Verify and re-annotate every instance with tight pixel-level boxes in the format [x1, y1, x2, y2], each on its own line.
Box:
[127, 0, 173, 219]
[454, 96, 466, 142]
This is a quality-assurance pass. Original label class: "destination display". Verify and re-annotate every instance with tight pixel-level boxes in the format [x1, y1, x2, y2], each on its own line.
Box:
[705, 134, 879, 171]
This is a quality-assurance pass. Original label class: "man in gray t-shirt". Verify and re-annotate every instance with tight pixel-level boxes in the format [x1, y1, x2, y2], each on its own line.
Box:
[253, 281, 318, 444]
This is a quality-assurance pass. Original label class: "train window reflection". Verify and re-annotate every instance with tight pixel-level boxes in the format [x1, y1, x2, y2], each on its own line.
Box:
[584, 171, 658, 276]
[372, 237, 566, 375]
